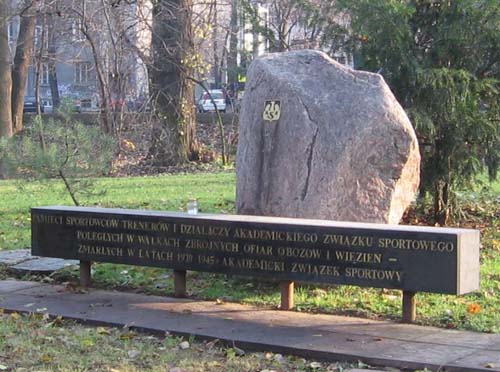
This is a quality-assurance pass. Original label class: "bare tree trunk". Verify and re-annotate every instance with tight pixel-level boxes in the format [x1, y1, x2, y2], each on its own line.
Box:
[227, 0, 238, 93]
[34, 12, 45, 117]
[80, 0, 111, 134]
[212, 0, 220, 88]
[11, 0, 37, 133]
[149, 0, 198, 165]
[434, 180, 451, 226]
[47, 13, 60, 108]
[0, 1, 13, 138]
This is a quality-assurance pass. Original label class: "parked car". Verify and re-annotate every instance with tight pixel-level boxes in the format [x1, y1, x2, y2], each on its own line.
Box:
[23, 97, 44, 113]
[197, 90, 226, 113]
[41, 98, 53, 113]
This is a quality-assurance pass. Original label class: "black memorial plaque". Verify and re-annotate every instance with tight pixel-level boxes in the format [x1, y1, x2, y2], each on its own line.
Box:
[31, 206, 480, 294]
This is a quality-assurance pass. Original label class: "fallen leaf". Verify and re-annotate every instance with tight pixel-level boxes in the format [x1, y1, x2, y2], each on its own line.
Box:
[120, 331, 136, 340]
[205, 339, 219, 349]
[46, 316, 64, 327]
[233, 346, 245, 356]
[127, 349, 141, 359]
[123, 322, 136, 329]
[0, 364, 8, 370]
[326, 363, 341, 371]
[10, 312, 20, 320]
[357, 361, 369, 368]
[178, 341, 190, 350]
[273, 353, 285, 363]
[485, 363, 497, 369]
[467, 303, 481, 314]
[97, 327, 111, 335]
[40, 354, 53, 363]
[170, 368, 184, 372]
[309, 361, 322, 369]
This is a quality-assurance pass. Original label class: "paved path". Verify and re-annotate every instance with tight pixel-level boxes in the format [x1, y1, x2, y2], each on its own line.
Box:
[0, 280, 498, 372]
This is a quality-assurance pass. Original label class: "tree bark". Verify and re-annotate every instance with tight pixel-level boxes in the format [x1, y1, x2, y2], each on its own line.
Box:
[149, 0, 198, 165]
[80, 0, 112, 134]
[0, 1, 13, 138]
[227, 0, 238, 94]
[47, 13, 60, 108]
[434, 180, 450, 226]
[11, 0, 38, 133]
[212, 0, 221, 88]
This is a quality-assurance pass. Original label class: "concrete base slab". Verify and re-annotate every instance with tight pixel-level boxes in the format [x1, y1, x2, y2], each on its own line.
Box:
[0, 280, 498, 372]
[11, 257, 78, 273]
[0, 249, 32, 265]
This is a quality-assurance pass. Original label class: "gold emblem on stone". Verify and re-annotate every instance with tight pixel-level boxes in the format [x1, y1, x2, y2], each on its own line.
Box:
[263, 100, 281, 121]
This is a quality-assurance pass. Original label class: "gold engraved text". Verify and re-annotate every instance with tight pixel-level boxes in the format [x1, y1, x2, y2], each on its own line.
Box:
[234, 228, 318, 243]
[334, 251, 382, 264]
[291, 263, 340, 277]
[378, 238, 454, 252]
[67, 217, 119, 228]
[180, 224, 231, 237]
[345, 267, 402, 282]
[34, 214, 63, 225]
[277, 246, 321, 259]
[185, 239, 238, 252]
[222, 257, 284, 272]
[242, 244, 272, 255]
[323, 234, 373, 247]
[121, 220, 170, 232]
[134, 235, 180, 247]
[78, 244, 124, 257]
[77, 230, 123, 243]
[138, 249, 174, 261]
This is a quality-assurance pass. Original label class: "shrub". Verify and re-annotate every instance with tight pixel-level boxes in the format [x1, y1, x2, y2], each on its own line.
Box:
[2, 112, 116, 206]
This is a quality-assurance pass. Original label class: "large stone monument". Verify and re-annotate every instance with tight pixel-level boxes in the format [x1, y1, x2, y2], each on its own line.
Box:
[236, 50, 420, 224]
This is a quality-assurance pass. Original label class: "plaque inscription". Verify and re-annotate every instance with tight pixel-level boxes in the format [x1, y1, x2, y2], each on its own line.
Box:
[31, 206, 480, 295]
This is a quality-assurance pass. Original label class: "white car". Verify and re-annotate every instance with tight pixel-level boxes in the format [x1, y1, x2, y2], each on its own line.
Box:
[198, 90, 226, 113]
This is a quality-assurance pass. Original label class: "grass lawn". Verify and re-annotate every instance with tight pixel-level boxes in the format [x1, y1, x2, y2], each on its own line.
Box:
[0, 172, 499, 333]
[0, 312, 367, 372]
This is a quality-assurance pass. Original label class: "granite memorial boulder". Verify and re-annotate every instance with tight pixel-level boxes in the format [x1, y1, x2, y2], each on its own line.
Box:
[236, 50, 420, 224]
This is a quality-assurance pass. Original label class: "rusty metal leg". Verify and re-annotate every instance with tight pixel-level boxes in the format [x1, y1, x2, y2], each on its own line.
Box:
[280, 281, 294, 310]
[402, 291, 416, 323]
[174, 270, 187, 298]
[80, 260, 91, 287]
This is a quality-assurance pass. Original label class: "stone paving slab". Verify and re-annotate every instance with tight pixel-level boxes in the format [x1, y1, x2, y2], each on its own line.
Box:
[0, 249, 32, 265]
[0, 280, 498, 372]
[0, 249, 78, 273]
[10, 257, 79, 272]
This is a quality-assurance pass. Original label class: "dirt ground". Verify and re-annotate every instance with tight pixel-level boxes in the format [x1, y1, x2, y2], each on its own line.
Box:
[111, 112, 239, 177]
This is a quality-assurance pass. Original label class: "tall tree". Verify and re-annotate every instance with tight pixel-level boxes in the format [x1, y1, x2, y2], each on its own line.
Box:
[46, 3, 60, 109]
[0, 1, 13, 138]
[226, 0, 238, 92]
[335, 0, 500, 224]
[12, 0, 38, 133]
[149, 0, 198, 164]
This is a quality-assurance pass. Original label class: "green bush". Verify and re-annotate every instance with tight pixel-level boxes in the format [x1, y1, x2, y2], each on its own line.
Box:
[2, 113, 116, 206]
